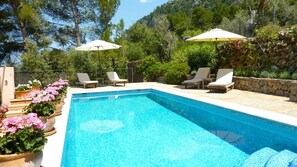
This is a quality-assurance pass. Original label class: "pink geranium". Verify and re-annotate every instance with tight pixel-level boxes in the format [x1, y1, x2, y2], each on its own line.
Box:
[45, 86, 59, 96]
[1, 113, 45, 133]
[29, 90, 55, 104]
[48, 79, 69, 91]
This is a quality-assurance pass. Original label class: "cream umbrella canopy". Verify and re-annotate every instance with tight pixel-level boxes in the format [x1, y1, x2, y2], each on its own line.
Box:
[186, 28, 246, 42]
[75, 39, 121, 51]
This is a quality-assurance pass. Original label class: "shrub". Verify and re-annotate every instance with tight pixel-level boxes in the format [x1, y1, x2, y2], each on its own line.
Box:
[279, 71, 291, 79]
[144, 62, 163, 81]
[260, 71, 278, 78]
[164, 63, 190, 84]
[140, 56, 165, 81]
[234, 69, 248, 77]
[268, 71, 278, 78]
[292, 73, 297, 80]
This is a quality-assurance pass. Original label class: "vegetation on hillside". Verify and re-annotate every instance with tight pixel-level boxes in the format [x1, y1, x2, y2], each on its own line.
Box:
[1, 0, 297, 84]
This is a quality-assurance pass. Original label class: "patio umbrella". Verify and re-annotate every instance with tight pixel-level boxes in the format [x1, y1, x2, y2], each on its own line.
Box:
[186, 28, 246, 69]
[75, 39, 121, 51]
[186, 28, 246, 42]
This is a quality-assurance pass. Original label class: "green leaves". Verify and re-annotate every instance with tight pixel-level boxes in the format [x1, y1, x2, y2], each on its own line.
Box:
[0, 127, 47, 155]
[24, 102, 55, 117]
[164, 63, 190, 85]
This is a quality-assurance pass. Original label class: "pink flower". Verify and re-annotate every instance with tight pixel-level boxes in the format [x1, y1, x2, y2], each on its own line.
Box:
[2, 113, 45, 133]
[0, 103, 9, 114]
[2, 116, 24, 133]
[24, 113, 45, 130]
[45, 86, 59, 95]
[30, 90, 56, 103]
[32, 97, 42, 104]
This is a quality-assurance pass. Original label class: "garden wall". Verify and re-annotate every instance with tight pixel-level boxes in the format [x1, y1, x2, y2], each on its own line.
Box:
[233, 76, 297, 102]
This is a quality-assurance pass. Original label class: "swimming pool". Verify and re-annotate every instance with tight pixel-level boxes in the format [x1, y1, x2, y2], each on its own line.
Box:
[61, 89, 297, 166]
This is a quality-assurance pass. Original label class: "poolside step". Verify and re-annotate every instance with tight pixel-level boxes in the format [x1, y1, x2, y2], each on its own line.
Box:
[243, 147, 277, 167]
[7, 98, 31, 111]
[265, 150, 297, 167]
[5, 110, 23, 117]
[10, 98, 32, 105]
[8, 103, 28, 111]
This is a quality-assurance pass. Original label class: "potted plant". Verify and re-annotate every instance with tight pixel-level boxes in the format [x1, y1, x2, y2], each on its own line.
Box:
[48, 79, 69, 98]
[46, 79, 69, 116]
[0, 113, 47, 166]
[15, 84, 31, 99]
[0, 103, 9, 122]
[45, 86, 62, 116]
[28, 79, 42, 91]
[24, 90, 56, 136]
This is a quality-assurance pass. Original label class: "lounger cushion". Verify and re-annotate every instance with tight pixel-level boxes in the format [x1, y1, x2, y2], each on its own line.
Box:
[208, 82, 234, 87]
[183, 79, 203, 84]
[81, 81, 98, 84]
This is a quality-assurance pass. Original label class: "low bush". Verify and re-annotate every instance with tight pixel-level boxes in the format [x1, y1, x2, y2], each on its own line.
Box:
[139, 56, 164, 81]
[164, 63, 190, 84]
[259, 71, 278, 78]
[292, 73, 297, 80]
[144, 62, 163, 81]
[279, 71, 291, 79]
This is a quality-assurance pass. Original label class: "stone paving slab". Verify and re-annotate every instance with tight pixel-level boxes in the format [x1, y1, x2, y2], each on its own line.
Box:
[70, 82, 297, 118]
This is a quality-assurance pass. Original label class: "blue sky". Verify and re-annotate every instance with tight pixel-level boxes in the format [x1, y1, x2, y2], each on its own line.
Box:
[112, 0, 169, 29]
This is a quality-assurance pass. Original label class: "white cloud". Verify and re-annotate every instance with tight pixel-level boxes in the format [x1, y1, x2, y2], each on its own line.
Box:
[139, 0, 154, 3]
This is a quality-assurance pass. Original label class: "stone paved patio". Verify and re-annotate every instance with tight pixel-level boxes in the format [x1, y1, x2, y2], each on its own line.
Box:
[70, 82, 297, 117]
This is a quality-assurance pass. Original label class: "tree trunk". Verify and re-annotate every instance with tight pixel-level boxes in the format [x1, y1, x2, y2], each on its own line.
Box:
[19, 21, 27, 51]
[70, 0, 81, 46]
[8, 1, 27, 51]
[257, 0, 266, 26]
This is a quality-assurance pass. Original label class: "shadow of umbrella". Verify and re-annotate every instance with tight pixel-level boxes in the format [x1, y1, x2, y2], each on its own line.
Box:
[75, 40, 122, 84]
[186, 28, 246, 70]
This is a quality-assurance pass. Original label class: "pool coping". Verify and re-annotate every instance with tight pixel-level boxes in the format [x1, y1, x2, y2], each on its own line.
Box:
[41, 86, 297, 166]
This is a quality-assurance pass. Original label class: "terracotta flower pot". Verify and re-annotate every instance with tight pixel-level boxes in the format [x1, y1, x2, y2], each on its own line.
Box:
[31, 86, 41, 92]
[41, 114, 56, 136]
[15, 90, 30, 99]
[0, 151, 43, 167]
[53, 101, 64, 116]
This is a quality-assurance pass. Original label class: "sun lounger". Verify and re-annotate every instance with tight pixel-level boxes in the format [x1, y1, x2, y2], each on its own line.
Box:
[207, 69, 234, 92]
[182, 67, 210, 88]
[106, 72, 128, 86]
[76, 73, 98, 88]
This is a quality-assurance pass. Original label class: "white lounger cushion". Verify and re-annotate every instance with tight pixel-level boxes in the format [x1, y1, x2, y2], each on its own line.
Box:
[106, 72, 127, 86]
[207, 69, 234, 92]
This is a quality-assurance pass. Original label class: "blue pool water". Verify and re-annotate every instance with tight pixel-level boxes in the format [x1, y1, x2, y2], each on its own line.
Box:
[61, 89, 297, 166]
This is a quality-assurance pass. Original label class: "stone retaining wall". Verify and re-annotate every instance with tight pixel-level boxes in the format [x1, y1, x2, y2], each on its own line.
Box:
[233, 76, 297, 102]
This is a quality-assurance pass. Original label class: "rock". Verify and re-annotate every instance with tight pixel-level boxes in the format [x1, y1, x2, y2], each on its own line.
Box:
[276, 90, 284, 96]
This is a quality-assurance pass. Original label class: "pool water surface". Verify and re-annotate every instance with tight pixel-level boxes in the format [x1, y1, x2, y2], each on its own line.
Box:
[61, 89, 297, 166]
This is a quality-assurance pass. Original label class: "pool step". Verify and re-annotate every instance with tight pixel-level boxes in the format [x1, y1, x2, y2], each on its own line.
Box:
[290, 157, 297, 166]
[265, 150, 297, 167]
[243, 147, 277, 167]
[243, 148, 297, 167]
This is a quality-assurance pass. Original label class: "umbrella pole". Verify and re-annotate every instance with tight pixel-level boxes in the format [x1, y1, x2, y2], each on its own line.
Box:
[214, 41, 219, 71]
